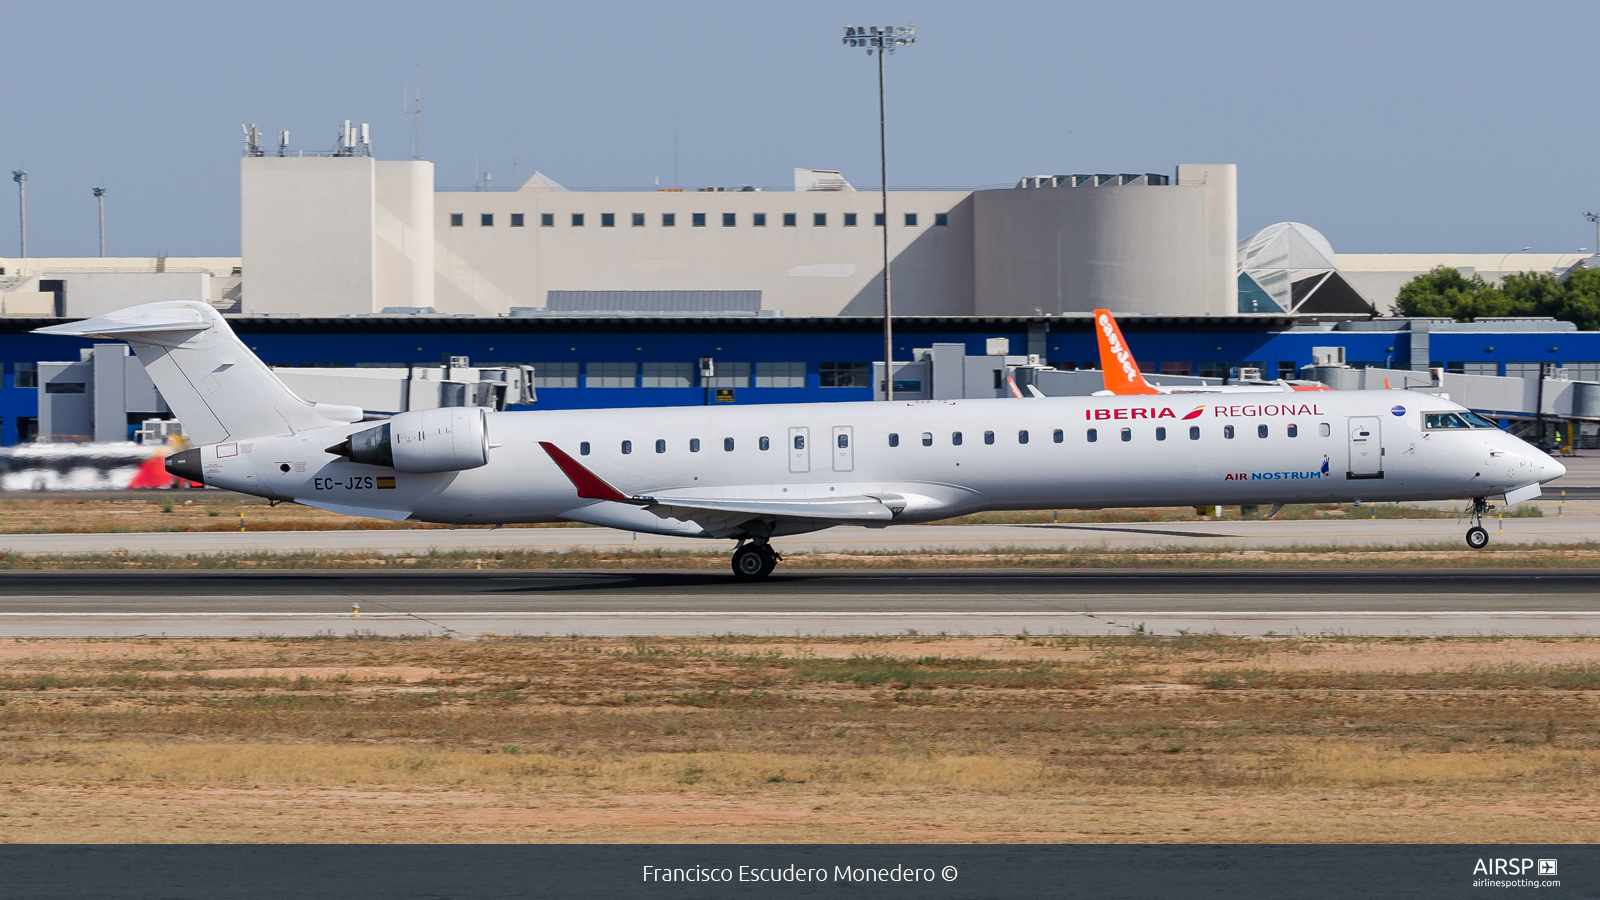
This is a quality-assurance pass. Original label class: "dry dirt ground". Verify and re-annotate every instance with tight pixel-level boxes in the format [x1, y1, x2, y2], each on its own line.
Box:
[0, 634, 1596, 843]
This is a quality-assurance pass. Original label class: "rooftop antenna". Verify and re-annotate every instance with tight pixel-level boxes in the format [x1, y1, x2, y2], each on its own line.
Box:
[359, 122, 371, 157]
[277, 130, 289, 156]
[242, 123, 263, 157]
[404, 77, 424, 160]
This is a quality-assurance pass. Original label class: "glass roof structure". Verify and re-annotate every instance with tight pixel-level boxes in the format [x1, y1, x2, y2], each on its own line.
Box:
[1237, 222, 1374, 315]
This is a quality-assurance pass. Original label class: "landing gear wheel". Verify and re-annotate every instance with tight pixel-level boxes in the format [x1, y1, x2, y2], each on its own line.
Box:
[732, 543, 778, 581]
[1466, 526, 1489, 550]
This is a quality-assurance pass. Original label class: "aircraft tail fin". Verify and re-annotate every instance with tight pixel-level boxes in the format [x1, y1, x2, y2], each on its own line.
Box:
[34, 301, 362, 445]
[1093, 309, 1160, 395]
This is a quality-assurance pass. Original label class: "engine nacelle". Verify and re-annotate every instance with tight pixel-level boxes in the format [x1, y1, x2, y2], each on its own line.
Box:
[328, 407, 489, 473]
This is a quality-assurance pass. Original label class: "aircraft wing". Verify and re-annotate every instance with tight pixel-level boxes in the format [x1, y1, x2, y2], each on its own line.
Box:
[538, 441, 902, 530]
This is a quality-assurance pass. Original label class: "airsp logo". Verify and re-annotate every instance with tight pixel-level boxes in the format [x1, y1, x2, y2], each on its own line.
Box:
[1473, 858, 1553, 876]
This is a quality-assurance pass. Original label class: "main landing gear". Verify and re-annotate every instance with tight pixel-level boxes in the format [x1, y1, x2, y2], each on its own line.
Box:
[732, 539, 781, 582]
[1462, 497, 1492, 549]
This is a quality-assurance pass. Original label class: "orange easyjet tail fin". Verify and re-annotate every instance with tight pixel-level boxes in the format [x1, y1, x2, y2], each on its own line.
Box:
[1093, 309, 1159, 395]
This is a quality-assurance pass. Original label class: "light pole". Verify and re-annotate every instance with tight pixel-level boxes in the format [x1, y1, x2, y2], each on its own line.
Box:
[1497, 246, 1531, 282]
[842, 23, 915, 401]
[1586, 213, 1600, 258]
[93, 187, 106, 257]
[11, 170, 26, 259]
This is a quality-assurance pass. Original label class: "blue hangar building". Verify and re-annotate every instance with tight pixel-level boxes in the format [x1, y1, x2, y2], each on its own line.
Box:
[0, 312, 1592, 447]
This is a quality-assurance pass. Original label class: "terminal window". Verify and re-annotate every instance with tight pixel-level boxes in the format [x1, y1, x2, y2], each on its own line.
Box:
[14, 362, 37, 388]
[820, 361, 869, 387]
[481, 213, 494, 226]
[1199, 362, 1228, 379]
[904, 213, 918, 227]
[530, 362, 578, 388]
[1278, 361, 1297, 379]
[704, 361, 750, 388]
[755, 361, 806, 388]
[510, 213, 524, 227]
[540, 213, 554, 227]
[571, 213, 585, 227]
[934, 212, 949, 227]
[692, 213, 707, 227]
[601, 213, 615, 227]
[1159, 362, 1191, 376]
[874, 212, 885, 226]
[813, 213, 827, 227]
[1506, 362, 1543, 378]
[449, 213, 463, 227]
[662, 213, 675, 227]
[586, 362, 636, 388]
[782, 213, 797, 227]
[1565, 363, 1600, 381]
[722, 213, 736, 227]
[641, 362, 692, 388]
[753, 213, 767, 227]
[632, 213, 645, 227]
[844, 213, 857, 226]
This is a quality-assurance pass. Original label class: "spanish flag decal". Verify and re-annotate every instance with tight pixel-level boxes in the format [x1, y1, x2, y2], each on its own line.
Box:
[376, 476, 396, 489]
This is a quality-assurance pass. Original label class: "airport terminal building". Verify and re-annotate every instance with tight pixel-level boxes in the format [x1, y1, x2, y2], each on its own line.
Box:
[1, 130, 1599, 446]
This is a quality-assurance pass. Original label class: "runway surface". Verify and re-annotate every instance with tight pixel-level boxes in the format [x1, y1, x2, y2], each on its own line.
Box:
[1, 569, 1597, 638]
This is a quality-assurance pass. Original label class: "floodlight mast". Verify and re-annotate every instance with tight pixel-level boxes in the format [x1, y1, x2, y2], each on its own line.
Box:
[11, 170, 25, 259]
[93, 186, 106, 257]
[1586, 212, 1600, 258]
[842, 23, 916, 401]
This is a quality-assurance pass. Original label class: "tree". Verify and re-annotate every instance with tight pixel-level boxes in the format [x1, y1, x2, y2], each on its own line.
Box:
[1556, 267, 1600, 331]
[1392, 266, 1496, 320]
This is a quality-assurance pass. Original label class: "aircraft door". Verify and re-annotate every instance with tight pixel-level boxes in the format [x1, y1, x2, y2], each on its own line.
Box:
[831, 425, 854, 473]
[788, 426, 810, 474]
[1347, 416, 1383, 478]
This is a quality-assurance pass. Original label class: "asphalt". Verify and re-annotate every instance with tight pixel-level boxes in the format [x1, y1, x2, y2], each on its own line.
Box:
[1, 569, 1597, 638]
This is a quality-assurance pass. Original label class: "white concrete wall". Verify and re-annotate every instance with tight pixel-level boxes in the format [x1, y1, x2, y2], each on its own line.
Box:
[241, 157, 434, 316]
[971, 165, 1237, 317]
[432, 186, 974, 317]
[51, 272, 210, 317]
[1336, 253, 1592, 311]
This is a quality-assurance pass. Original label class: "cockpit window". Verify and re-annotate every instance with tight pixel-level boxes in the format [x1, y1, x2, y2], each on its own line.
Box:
[1425, 411, 1498, 430]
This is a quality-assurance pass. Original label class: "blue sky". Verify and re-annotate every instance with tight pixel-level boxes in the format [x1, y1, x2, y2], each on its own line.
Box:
[2, 0, 1594, 258]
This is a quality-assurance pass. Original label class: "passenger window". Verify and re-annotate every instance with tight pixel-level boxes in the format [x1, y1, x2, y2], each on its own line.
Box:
[921, 432, 933, 446]
[1156, 427, 1166, 441]
[621, 440, 632, 454]
[759, 436, 770, 450]
[690, 438, 701, 452]
[724, 437, 735, 451]
[888, 432, 899, 447]
[1257, 425, 1268, 439]
[580, 441, 590, 456]
[1087, 428, 1097, 443]
[984, 431, 995, 445]
[1319, 423, 1331, 437]
[1018, 430, 1029, 444]
[793, 435, 805, 450]
[1189, 426, 1199, 440]
[1052, 429, 1063, 443]
[1287, 424, 1298, 438]
[1120, 427, 1131, 442]
[952, 431, 963, 446]
[655, 439, 666, 453]
[837, 433, 849, 449]
[1223, 426, 1235, 439]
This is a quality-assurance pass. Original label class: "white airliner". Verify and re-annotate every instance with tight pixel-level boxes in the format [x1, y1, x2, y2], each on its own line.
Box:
[39, 302, 1564, 579]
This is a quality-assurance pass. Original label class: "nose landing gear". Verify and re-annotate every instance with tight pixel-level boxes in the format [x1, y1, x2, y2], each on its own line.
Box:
[731, 539, 781, 581]
[1461, 497, 1493, 549]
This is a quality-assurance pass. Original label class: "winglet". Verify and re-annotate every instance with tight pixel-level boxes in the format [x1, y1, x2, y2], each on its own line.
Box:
[538, 441, 636, 502]
[1093, 309, 1160, 395]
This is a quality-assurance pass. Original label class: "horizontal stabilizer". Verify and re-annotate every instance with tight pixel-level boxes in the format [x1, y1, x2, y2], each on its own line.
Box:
[34, 307, 211, 339]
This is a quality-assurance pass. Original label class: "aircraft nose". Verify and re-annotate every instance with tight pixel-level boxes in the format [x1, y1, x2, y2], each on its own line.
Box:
[1541, 452, 1567, 483]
